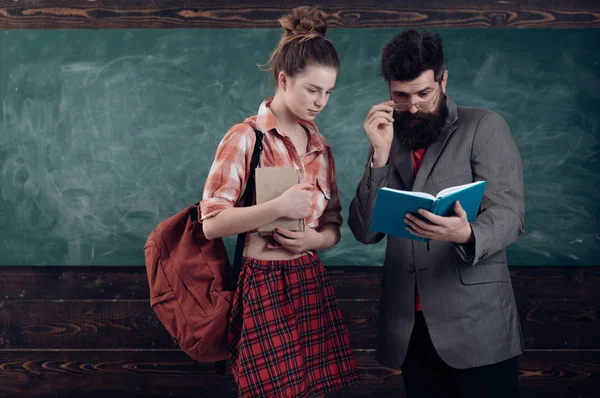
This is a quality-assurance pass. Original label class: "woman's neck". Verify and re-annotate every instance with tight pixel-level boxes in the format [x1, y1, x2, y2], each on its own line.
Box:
[269, 94, 302, 138]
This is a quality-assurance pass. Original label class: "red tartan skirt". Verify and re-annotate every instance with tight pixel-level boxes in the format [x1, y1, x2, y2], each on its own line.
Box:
[228, 253, 360, 397]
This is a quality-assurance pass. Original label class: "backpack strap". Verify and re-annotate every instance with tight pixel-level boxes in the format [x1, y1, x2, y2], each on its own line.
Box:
[230, 128, 264, 290]
[215, 128, 263, 376]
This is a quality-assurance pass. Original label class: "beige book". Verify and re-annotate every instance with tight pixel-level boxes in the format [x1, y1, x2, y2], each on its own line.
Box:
[255, 167, 306, 235]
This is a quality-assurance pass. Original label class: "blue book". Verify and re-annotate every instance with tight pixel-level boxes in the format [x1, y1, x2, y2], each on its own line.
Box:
[369, 180, 487, 242]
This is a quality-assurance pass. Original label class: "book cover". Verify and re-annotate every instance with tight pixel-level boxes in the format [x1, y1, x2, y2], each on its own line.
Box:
[255, 167, 306, 234]
[369, 180, 487, 242]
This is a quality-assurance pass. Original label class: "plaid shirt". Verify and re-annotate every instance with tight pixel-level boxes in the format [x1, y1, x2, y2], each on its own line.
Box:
[201, 98, 342, 246]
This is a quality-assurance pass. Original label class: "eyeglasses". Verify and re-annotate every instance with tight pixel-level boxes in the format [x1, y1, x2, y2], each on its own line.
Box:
[391, 85, 441, 112]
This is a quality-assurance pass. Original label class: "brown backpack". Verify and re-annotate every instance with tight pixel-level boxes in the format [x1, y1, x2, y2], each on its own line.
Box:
[143, 128, 263, 371]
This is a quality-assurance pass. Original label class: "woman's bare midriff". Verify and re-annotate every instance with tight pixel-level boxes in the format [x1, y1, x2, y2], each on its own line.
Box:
[243, 233, 309, 261]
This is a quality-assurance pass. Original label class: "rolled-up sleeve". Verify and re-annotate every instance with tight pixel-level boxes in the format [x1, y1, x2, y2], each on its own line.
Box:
[318, 148, 342, 229]
[200, 123, 256, 220]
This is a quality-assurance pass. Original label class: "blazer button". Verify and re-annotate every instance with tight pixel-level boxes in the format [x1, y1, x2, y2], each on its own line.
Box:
[407, 266, 416, 274]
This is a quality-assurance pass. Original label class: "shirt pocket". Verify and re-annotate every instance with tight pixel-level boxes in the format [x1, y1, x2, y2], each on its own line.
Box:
[315, 177, 332, 221]
[316, 177, 331, 201]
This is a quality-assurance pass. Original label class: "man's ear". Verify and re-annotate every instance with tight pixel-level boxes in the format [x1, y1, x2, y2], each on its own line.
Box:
[441, 70, 449, 94]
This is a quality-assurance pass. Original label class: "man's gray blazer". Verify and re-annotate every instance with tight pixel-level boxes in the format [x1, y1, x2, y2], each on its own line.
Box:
[348, 98, 525, 369]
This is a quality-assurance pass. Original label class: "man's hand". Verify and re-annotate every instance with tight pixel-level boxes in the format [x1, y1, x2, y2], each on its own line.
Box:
[272, 227, 325, 254]
[363, 101, 395, 167]
[404, 201, 474, 244]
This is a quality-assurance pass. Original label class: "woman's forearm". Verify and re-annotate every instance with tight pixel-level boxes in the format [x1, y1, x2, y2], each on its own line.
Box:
[202, 198, 284, 240]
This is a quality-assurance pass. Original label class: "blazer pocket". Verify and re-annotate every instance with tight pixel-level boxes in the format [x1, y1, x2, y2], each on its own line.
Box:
[432, 160, 471, 184]
[458, 262, 510, 285]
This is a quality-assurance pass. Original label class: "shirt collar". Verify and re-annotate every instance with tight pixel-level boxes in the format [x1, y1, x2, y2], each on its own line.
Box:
[254, 98, 329, 153]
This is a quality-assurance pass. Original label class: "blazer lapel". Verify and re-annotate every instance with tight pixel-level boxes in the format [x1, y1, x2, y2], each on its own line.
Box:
[391, 138, 415, 190]
[412, 98, 459, 192]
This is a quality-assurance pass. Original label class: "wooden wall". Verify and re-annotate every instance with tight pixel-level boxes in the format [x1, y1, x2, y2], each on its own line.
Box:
[1, 1, 599, 397]
[0, 0, 598, 29]
[0, 266, 599, 397]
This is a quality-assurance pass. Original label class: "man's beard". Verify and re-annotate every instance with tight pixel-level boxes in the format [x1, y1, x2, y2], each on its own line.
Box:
[393, 94, 448, 151]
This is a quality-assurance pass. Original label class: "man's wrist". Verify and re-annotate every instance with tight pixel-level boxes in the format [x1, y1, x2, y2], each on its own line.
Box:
[456, 224, 474, 244]
[371, 151, 390, 168]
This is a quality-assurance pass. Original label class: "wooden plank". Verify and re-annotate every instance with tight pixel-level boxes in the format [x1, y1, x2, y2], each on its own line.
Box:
[0, 266, 384, 301]
[333, 266, 600, 301]
[518, 299, 600, 350]
[322, 267, 382, 300]
[0, 266, 382, 300]
[0, 350, 402, 398]
[0, 267, 151, 300]
[0, 349, 597, 398]
[0, 299, 378, 350]
[519, 350, 600, 398]
[0, 0, 599, 29]
[0, 350, 239, 398]
[510, 266, 600, 299]
[1, 266, 599, 301]
[1, 298, 597, 350]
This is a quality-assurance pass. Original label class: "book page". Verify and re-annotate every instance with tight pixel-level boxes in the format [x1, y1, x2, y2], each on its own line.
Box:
[436, 181, 484, 198]
[381, 187, 436, 201]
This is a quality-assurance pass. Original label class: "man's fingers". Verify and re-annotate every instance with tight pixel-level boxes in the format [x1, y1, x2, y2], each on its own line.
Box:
[454, 201, 467, 218]
[405, 216, 430, 234]
[365, 105, 394, 126]
[368, 117, 393, 132]
[417, 209, 446, 225]
[405, 225, 425, 238]
[366, 102, 394, 117]
[367, 111, 394, 125]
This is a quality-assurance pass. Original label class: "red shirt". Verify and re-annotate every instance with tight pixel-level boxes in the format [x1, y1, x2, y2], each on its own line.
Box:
[412, 148, 426, 312]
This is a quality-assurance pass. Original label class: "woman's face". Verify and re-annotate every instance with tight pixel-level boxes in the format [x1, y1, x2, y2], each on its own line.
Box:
[280, 64, 337, 121]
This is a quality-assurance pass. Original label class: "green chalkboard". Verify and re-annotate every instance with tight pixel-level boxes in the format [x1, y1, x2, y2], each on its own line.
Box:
[1, 29, 599, 266]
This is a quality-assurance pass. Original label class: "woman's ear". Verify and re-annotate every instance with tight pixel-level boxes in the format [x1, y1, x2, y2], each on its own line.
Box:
[278, 71, 288, 92]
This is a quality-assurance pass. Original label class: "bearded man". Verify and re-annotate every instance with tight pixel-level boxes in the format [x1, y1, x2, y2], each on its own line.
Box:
[348, 29, 525, 398]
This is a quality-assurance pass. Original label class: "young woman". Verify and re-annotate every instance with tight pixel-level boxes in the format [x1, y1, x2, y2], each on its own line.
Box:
[200, 6, 359, 398]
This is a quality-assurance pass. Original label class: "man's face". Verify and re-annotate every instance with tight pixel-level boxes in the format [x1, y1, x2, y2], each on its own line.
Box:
[389, 70, 449, 151]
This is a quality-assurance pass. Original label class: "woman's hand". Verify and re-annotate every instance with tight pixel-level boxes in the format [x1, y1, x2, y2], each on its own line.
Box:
[275, 183, 316, 220]
[272, 227, 324, 254]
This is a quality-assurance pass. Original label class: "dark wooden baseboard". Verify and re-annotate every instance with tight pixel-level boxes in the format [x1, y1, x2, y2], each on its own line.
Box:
[0, 266, 598, 397]
[0, 295, 598, 351]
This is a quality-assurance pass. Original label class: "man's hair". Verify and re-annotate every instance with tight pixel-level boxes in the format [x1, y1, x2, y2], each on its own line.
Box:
[381, 30, 445, 82]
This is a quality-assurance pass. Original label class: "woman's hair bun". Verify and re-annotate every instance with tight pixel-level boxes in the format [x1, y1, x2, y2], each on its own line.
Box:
[279, 6, 328, 40]
[259, 6, 339, 80]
